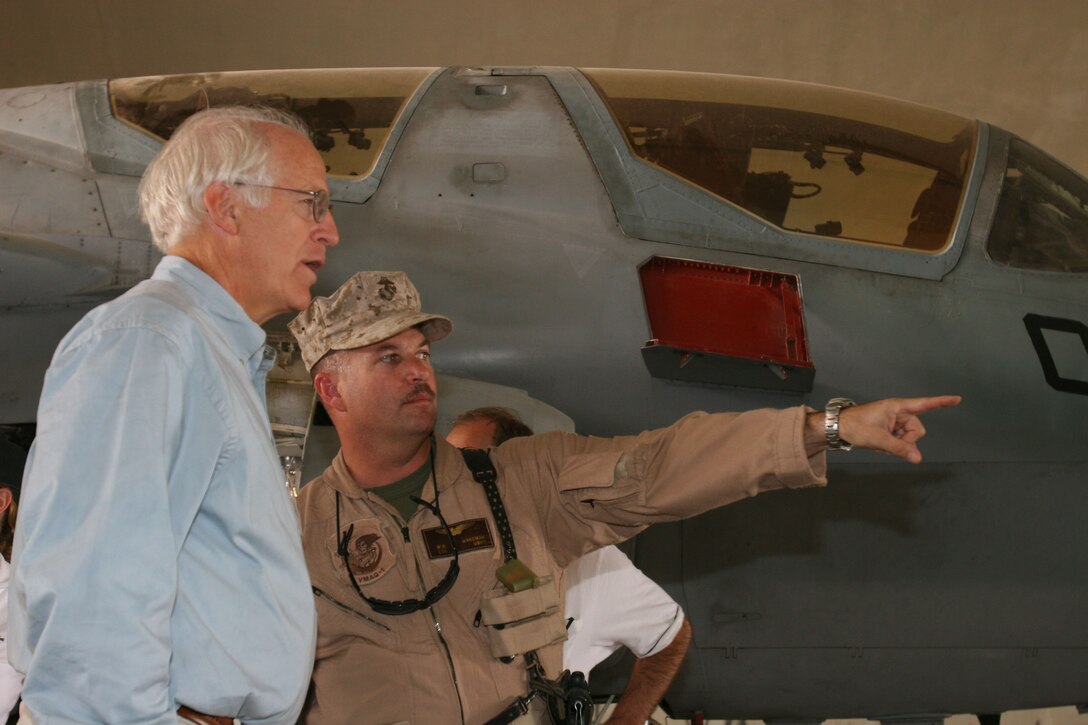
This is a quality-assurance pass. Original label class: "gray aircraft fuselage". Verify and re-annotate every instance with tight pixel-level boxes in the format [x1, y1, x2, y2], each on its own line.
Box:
[1, 67, 1085, 721]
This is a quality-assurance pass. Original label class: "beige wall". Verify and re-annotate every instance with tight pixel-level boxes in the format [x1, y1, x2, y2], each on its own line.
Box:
[2, 0, 1087, 174]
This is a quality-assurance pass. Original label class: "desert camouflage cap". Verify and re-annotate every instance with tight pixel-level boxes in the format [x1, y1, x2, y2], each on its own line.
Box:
[289, 271, 452, 372]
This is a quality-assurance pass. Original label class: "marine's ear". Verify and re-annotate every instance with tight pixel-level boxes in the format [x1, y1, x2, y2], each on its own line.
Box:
[314, 371, 347, 414]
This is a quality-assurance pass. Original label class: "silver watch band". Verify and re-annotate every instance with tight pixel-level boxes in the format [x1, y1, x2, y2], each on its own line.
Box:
[825, 397, 856, 451]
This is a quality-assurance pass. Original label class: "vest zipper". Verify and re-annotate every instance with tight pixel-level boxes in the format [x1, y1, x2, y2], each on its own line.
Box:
[408, 507, 467, 724]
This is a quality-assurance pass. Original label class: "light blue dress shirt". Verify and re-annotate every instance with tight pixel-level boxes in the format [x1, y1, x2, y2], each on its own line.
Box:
[9, 256, 316, 724]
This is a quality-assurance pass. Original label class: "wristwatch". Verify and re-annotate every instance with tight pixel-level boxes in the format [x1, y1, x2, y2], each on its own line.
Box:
[825, 397, 856, 451]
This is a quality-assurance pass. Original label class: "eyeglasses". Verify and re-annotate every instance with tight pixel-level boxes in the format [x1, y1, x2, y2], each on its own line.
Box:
[334, 489, 460, 616]
[233, 182, 332, 223]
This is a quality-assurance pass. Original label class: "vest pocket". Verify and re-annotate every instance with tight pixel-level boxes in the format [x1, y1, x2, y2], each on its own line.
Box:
[556, 449, 645, 505]
[478, 575, 567, 658]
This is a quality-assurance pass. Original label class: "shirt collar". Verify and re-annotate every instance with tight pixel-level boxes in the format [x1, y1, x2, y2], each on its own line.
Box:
[153, 255, 268, 364]
[326, 436, 465, 500]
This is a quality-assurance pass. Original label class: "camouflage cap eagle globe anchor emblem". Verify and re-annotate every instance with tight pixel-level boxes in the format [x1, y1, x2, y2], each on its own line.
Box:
[289, 270, 453, 372]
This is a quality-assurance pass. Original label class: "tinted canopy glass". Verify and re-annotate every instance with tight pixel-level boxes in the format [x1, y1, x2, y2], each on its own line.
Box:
[989, 138, 1088, 273]
[582, 69, 978, 252]
[110, 68, 436, 179]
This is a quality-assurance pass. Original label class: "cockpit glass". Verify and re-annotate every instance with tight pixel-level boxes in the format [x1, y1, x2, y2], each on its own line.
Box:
[989, 138, 1088, 273]
[582, 69, 978, 252]
[109, 68, 437, 179]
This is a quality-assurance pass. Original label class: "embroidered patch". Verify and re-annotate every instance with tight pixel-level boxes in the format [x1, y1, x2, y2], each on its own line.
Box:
[329, 518, 394, 585]
[349, 533, 383, 574]
[422, 518, 494, 559]
[378, 276, 397, 301]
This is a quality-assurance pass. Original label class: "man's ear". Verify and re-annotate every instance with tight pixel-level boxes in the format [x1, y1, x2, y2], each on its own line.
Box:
[314, 371, 347, 413]
[203, 182, 241, 235]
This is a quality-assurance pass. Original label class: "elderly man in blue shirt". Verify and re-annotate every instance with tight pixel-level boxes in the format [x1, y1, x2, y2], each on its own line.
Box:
[9, 106, 340, 724]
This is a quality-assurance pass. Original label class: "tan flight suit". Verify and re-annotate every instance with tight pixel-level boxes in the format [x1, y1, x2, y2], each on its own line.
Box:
[297, 407, 827, 725]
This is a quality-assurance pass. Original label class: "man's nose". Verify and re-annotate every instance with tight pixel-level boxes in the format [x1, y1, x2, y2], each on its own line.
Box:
[316, 211, 340, 247]
[406, 357, 431, 381]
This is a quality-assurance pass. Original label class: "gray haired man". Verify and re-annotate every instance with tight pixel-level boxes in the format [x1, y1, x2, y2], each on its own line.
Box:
[10, 106, 339, 724]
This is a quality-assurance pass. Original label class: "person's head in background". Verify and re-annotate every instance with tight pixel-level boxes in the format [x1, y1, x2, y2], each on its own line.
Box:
[0, 483, 18, 562]
[446, 407, 533, 449]
[0, 436, 25, 561]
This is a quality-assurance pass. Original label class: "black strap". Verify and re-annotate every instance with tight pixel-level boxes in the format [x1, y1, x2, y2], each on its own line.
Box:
[461, 447, 577, 725]
[461, 448, 518, 563]
[483, 692, 536, 725]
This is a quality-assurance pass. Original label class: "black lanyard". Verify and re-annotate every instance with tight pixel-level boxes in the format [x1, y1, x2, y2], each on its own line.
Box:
[335, 442, 460, 616]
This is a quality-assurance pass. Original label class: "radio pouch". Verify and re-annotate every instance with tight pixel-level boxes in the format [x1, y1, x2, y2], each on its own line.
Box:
[481, 575, 567, 658]
[481, 575, 559, 624]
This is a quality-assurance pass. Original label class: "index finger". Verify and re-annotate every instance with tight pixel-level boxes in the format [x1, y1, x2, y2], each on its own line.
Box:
[897, 395, 962, 415]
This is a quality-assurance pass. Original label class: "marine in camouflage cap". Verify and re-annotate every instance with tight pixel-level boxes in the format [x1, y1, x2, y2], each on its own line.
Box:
[289, 271, 452, 372]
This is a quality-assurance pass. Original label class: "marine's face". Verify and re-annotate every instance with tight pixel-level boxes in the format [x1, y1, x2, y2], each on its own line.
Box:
[338, 327, 438, 439]
[234, 125, 340, 323]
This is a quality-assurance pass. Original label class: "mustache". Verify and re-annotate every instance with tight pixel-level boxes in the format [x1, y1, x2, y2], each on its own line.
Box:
[402, 383, 436, 405]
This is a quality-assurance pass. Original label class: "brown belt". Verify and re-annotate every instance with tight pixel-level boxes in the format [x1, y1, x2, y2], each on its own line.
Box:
[177, 705, 234, 725]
